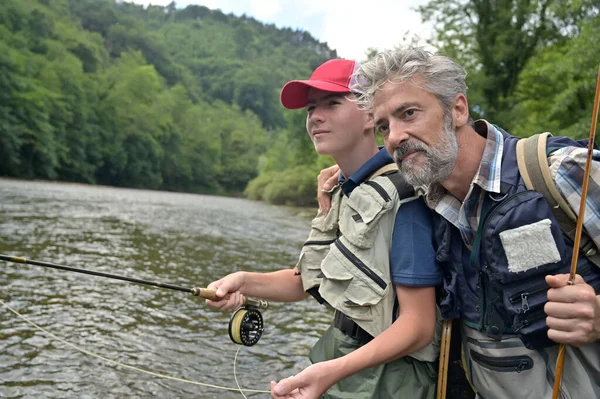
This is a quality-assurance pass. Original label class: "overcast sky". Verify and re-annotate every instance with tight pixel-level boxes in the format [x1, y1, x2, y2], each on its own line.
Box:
[127, 0, 434, 60]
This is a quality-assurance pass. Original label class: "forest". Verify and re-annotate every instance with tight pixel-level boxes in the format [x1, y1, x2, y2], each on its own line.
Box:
[1, 0, 599, 206]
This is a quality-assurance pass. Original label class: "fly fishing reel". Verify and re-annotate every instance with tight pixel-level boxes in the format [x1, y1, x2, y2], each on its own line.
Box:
[228, 306, 264, 346]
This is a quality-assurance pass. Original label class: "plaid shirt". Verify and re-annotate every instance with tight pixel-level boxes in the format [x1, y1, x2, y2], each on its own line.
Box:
[426, 119, 600, 250]
[550, 145, 600, 249]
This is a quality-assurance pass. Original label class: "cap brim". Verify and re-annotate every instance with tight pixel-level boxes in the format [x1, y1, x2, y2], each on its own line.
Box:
[280, 80, 351, 110]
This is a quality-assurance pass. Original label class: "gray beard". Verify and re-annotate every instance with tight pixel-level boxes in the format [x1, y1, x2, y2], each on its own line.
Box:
[392, 123, 458, 187]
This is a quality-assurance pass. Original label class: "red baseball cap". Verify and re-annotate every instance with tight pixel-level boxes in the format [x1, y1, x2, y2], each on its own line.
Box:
[280, 59, 362, 110]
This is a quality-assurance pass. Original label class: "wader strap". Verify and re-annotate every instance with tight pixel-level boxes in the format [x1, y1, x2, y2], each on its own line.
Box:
[516, 133, 600, 266]
[436, 319, 453, 399]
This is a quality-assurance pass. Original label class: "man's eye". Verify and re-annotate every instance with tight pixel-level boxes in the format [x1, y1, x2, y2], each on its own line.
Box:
[329, 100, 340, 106]
[377, 124, 389, 134]
[307, 105, 315, 113]
[405, 109, 416, 118]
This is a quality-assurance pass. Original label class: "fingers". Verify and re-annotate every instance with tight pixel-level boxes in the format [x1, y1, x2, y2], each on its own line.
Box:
[271, 376, 299, 397]
[547, 319, 594, 347]
[546, 275, 595, 304]
[317, 165, 339, 215]
[205, 291, 245, 312]
[318, 165, 340, 189]
[204, 274, 246, 312]
[544, 274, 600, 346]
[545, 273, 585, 288]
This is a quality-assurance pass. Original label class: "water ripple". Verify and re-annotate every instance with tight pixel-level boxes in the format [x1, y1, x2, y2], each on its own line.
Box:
[0, 179, 327, 398]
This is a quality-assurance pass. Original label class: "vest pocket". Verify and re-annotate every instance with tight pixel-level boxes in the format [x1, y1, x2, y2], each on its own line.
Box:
[463, 330, 550, 399]
[339, 183, 393, 249]
[483, 190, 568, 284]
[503, 259, 600, 349]
[297, 241, 334, 291]
[470, 351, 533, 373]
[319, 238, 388, 322]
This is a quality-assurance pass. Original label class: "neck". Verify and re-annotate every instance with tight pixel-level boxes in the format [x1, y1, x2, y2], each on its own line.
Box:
[335, 138, 379, 179]
[439, 125, 486, 202]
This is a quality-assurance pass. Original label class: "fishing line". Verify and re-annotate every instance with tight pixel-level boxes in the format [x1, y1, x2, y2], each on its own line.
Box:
[0, 300, 270, 396]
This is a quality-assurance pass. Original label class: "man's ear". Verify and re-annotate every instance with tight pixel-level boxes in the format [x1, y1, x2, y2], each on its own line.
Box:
[452, 94, 469, 128]
[365, 112, 375, 131]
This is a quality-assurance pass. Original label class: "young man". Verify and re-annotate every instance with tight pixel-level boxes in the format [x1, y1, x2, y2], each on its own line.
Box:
[205, 59, 442, 399]
[318, 47, 600, 398]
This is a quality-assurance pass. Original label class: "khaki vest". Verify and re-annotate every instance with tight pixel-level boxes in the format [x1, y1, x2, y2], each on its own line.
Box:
[297, 171, 441, 363]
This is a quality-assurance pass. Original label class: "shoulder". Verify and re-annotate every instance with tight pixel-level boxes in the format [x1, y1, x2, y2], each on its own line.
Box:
[549, 146, 600, 179]
[394, 196, 434, 228]
[371, 171, 421, 202]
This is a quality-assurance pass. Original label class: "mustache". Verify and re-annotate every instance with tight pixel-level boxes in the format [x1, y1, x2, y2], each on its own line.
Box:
[392, 140, 428, 163]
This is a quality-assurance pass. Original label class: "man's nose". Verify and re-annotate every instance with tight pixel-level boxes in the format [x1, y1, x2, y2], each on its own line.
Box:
[385, 121, 408, 149]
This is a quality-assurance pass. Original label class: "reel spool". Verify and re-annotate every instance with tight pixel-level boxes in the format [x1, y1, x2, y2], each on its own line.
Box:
[228, 306, 264, 346]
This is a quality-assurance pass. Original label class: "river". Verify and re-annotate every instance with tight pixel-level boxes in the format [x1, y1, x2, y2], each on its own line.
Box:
[0, 178, 331, 398]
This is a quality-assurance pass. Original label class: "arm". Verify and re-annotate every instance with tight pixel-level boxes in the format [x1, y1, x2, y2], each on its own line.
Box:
[544, 146, 600, 345]
[316, 165, 340, 215]
[545, 274, 600, 346]
[206, 269, 307, 312]
[270, 198, 442, 398]
[270, 285, 437, 398]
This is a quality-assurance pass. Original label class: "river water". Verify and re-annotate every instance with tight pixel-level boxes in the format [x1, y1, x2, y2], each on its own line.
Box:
[0, 178, 331, 398]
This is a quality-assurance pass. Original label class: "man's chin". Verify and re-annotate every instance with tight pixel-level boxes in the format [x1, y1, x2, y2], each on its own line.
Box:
[400, 165, 433, 186]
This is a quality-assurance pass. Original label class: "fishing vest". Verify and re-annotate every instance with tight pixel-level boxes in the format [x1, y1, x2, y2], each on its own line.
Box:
[296, 169, 440, 363]
[436, 128, 600, 349]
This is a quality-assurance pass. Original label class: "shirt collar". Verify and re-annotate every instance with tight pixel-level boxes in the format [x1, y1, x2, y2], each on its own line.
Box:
[472, 119, 504, 194]
[339, 147, 394, 196]
[425, 119, 504, 224]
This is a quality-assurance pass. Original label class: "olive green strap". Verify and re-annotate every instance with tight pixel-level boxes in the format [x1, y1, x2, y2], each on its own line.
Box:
[516, 133, 599, 265]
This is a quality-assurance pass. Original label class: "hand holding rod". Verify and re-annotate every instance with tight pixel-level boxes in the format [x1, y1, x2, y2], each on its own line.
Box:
[191, 288, 268, 310]
[0, 254, 268, 310]
[552, 66, 600, 399]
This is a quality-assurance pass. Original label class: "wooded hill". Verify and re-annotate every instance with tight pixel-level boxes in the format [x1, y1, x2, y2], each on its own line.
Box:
[1, 1, 599, 207]
[0, 0, 334, 201]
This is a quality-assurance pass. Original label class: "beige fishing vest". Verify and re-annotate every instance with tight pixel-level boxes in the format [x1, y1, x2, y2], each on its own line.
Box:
[296, 170, 441, 363]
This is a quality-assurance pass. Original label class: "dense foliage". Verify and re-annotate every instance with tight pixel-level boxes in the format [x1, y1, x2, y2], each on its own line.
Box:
[0, 0, 333, 197]
[418, 0, 600, 135]
[1, 0, 599, 206]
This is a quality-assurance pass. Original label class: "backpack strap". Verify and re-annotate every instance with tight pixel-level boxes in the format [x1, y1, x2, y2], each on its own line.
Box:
[516, 133, 600, 266]
[368, 162, 418, 200]
[368, 163, 398, 179]
[382, 170, 417, 200]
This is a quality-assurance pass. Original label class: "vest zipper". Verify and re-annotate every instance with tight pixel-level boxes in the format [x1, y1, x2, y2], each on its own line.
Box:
[479, 191, 534, 328]
[364, 181, 391, 201]
[470, 351, 533, 373]
[507, 262, 593, 313]
[304, 239, 336, 246]
[334, 239, 387, 290]
[508, 285, 546, 314]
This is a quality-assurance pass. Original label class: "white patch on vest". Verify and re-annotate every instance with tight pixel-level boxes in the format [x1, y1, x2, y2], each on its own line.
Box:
[499, 219, 561, 273]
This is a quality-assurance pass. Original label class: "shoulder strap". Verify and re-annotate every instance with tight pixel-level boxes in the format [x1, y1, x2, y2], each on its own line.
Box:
[368, 163, 398, 179]
[369, 162, 418, 200]
[382, 170, 416, 200]
[516, 133, 599, 266]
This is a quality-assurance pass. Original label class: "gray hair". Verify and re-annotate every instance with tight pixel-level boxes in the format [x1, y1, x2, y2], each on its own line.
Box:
[352, 47, 468, 115]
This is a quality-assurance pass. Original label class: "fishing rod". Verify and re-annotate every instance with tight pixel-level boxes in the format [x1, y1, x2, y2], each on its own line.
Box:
[552, 66, 600, 398]
[1, 254, 267, 346]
